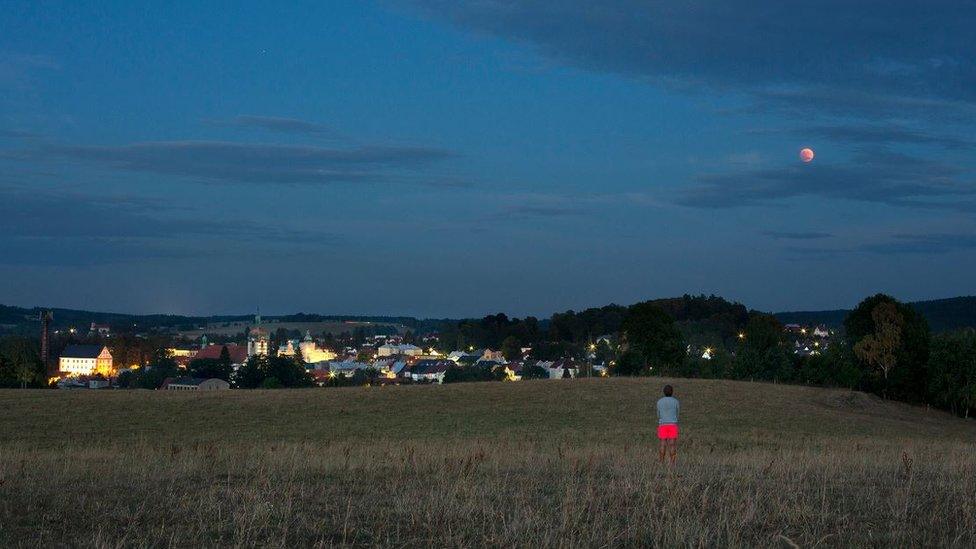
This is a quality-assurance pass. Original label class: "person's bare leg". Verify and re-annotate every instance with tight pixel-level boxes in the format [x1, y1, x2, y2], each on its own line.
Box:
[659, 439, 666, 463]
[668, 439, 677, 465]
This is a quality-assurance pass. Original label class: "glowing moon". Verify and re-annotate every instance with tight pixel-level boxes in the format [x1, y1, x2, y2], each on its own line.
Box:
[800, 147, 815, 163]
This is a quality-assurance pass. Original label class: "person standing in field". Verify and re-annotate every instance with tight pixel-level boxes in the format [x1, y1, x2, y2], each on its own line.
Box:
[656, 384, 680, 464]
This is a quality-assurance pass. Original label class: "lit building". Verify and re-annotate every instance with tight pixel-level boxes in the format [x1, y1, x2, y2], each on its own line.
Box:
[59, 345, 114, 377]
[278, 332, 336, 363]
[247, 327, 269, 357]
[377, 343, 422, 357]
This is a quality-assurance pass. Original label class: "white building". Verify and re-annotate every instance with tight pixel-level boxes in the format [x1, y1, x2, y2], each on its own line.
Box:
[59, 345, 114, 377]
[247, 326, 269, 357]
[165, 377, 230, 391]
[377, 343, 422, 357]
[278, 332, 337, 363]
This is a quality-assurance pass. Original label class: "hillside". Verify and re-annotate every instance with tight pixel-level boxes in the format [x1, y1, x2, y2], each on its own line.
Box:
[776, 295, 976, 332]
[0, 303, 445, 336]
[2, 378, 975, 546]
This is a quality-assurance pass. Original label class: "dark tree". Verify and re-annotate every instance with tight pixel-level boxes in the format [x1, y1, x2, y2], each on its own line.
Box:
[621, 302, 685, 373]
[845, 294, 929, 401]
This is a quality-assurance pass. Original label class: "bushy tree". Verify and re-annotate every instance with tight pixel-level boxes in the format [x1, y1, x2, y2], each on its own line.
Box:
[501, 336, 522, 361]
[0, 336, 45, 388]
[612, 350, 647, 376]
[520, 363, 550, 380]
[846, 294, 929, 401]
[234, 355, 312, 389]
[621, 302, 685, 373]
[120, 349, 180, 389]
[235, 356, 266, 389]
[796, 343, 860, 388]
[188, 346, 233, 381]
[927, 331, 976, 417]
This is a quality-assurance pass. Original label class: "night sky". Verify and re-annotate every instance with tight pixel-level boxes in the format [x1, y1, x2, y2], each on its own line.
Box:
[2, 1, 974, 318]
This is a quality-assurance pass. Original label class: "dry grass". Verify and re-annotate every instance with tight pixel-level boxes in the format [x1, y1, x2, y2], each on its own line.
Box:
[2, 378, 975, 547]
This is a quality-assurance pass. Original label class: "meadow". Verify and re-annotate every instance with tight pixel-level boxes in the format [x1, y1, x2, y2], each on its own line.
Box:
[2, 378, 975, 547]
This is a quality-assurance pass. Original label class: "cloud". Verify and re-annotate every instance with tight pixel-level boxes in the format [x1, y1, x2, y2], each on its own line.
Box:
[404, 1, 976, 118]
[805, 124, 972, 149]
[763, 231, 833, 240]
[0, 186, 335, 265]
[209, 115, 334, 136]
[859, 233, 976, 255]
[41, 140, 456, 185]
[677, 150, 976, 210]
[0, 129, 41, 140]
[0, 53, 59, 89]
[782, 233, 976, 259]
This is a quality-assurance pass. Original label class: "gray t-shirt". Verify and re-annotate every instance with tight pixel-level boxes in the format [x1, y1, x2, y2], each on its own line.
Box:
[656, 396, 680, 425]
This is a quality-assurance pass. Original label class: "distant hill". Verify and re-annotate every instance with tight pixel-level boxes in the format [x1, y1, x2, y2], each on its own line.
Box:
[775, 296, 976, 332]
[0, 304, 451, 337]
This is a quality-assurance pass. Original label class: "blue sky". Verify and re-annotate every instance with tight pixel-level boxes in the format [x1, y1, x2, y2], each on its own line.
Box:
[2, 1, 975, 317]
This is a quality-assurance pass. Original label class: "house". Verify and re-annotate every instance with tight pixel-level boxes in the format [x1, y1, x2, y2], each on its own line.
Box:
[89, 322, 111, 337]
[545, 360, 579, 379]
[377, 343, 423, 357]
[410, 360, 451, 383]
[163, 377, 230, 391]
[59, 345, 114, 377]
[481, 349, 504, 362]
[496, 361, 522, 381]
[166, 348, 197, 368]
[327, 360, 370, 378]
[194, 344, 248, 368]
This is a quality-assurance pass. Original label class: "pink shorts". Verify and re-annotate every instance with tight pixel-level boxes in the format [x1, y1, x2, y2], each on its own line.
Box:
[657, 424, 679, 440]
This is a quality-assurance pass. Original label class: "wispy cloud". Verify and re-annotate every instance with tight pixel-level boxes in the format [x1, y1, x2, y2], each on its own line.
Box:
[859, 233, 976, 255]
[806, 124, 972, 149]
[677, 150, 976, 211]
[0, 186, 336, 265]
[208, 115, 334, 136]
[40, 140, 457, 185]
[404, 1, 976, 120]
[763, 231, 834, 240]
[783, 233, 976, 259]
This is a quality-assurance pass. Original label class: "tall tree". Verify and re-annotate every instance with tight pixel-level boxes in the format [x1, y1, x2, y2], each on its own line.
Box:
[846, 294, 929, 401]
[621, 302, 685, 374]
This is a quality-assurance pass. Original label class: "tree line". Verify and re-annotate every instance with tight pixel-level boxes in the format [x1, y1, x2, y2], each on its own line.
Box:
[618, 293, 976, 418]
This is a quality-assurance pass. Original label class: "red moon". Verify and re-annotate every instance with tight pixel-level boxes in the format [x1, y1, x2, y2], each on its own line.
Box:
[800, 148, 815, 163]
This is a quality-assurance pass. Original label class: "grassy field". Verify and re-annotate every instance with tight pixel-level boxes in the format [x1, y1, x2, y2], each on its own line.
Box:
[2, 378, 975, 547]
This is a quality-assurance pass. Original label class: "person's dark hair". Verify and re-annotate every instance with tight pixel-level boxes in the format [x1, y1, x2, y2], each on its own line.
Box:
[663, 384, 673, 397]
